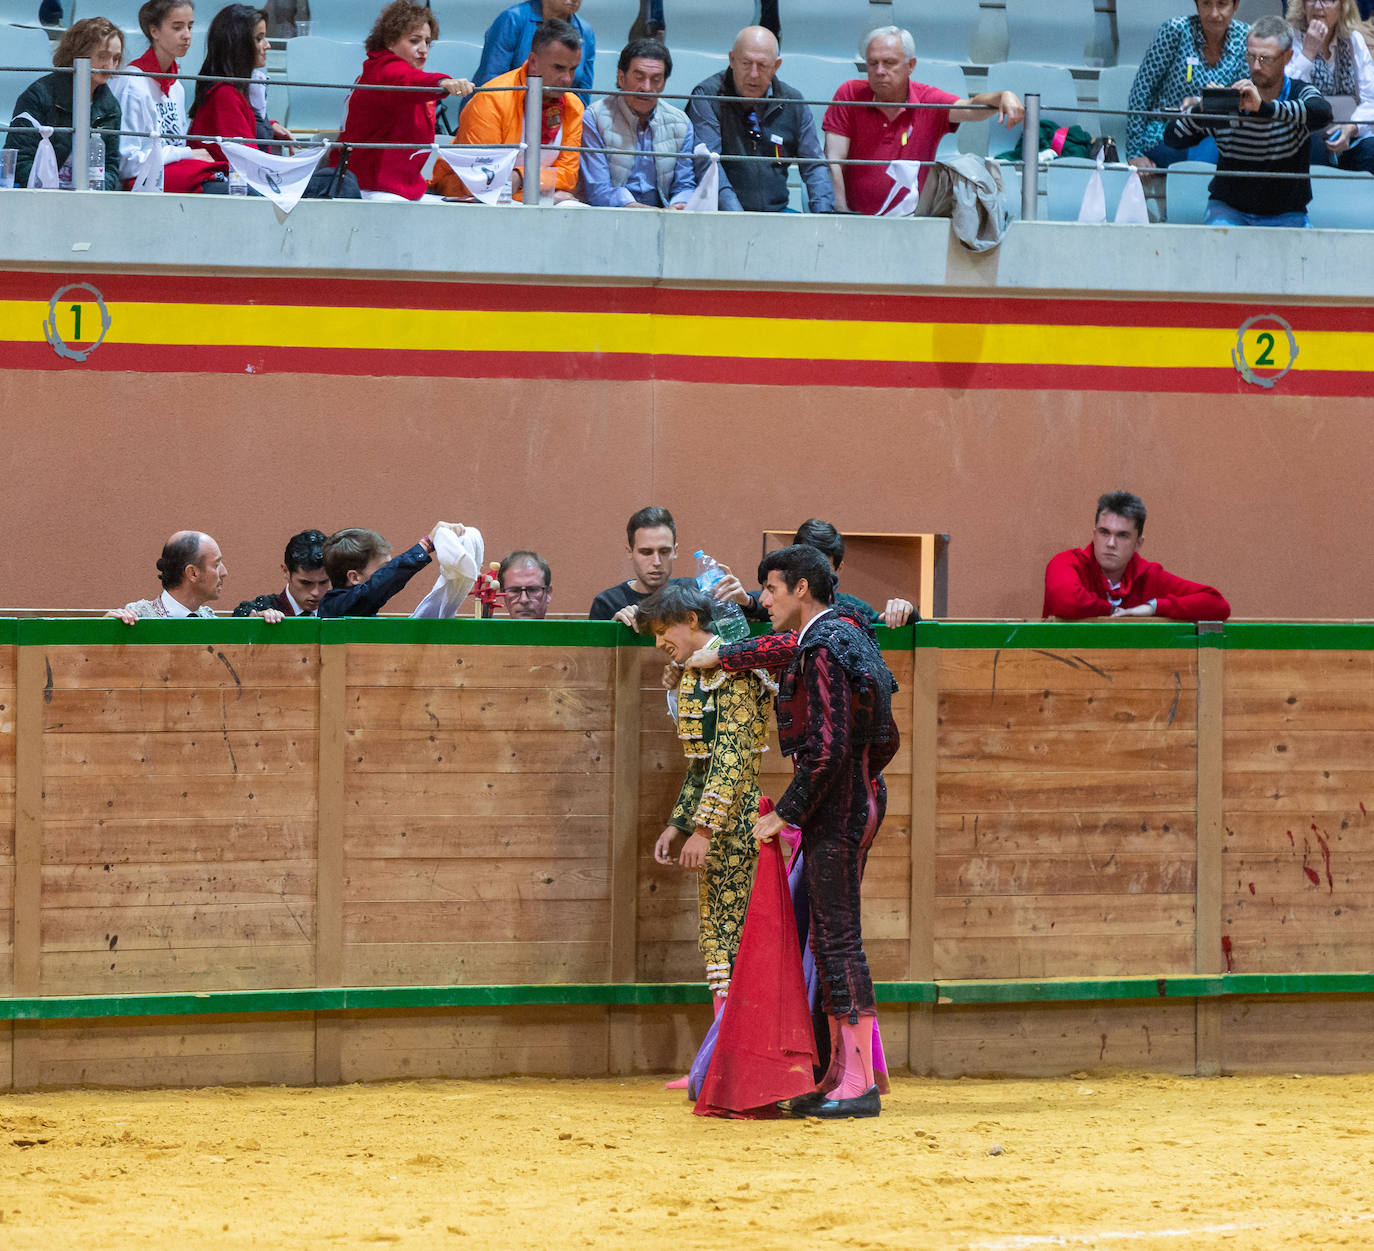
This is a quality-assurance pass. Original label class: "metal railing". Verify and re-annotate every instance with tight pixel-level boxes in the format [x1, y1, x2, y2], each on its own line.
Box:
[3, 59, 1370, 217]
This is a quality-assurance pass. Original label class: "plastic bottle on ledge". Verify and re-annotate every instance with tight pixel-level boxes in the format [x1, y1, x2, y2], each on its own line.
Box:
[694, 550, 749, 644]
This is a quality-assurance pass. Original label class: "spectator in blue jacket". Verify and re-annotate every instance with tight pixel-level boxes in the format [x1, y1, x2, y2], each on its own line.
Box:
[473, 0, 595, 103]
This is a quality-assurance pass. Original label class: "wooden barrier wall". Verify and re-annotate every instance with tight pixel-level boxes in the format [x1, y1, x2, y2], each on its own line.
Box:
[4, 618, 1374, 1088]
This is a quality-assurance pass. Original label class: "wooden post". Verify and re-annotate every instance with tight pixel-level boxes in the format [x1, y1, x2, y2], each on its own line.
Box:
[1194, 630, 1225, 1076]
[907, 641, 938, 1075]
[607, 643, 642, 1073]
[314, 641, 346, 1085]
[13, 644, 45, 1089]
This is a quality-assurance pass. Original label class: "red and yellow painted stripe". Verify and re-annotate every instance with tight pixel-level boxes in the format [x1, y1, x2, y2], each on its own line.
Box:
[1, 272, 1370, 395]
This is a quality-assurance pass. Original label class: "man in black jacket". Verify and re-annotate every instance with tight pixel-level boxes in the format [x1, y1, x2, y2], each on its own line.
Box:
[685, 25, 833, 213]
[232, 529, 331, 620]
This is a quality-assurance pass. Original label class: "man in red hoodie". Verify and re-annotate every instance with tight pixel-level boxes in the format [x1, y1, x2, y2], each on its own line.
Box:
[1042, 491, 1231, 622]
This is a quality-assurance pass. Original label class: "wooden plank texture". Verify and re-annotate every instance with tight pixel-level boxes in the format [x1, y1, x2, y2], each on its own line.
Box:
[46, 645, 316, 689]
[941, 649, 1197, 692]
[348, 728, 612, 773]
[43, 686, 319, 732]
[346, 644, 613, 688]
[348, 686, 613, 731]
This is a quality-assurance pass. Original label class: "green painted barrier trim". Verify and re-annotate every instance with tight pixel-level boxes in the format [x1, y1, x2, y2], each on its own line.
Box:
[935, 976, 1225, 1004]
[8, 973, 1374, 1021]
[10, 618, 1374, 652]
[1220, 623, 1374, 651]
[919, 621, 1201, 650]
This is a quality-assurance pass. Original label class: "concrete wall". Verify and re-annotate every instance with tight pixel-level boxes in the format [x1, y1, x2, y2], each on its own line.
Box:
[2, 193, 1372, 618]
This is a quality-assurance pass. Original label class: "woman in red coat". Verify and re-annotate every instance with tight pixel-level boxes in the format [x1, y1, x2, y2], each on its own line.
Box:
[189, 4, 359, 196]
[335, 0, 475, 200]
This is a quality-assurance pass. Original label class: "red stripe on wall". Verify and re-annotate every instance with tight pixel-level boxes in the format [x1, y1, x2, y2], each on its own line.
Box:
[2, 340, 1368, 396]
[4, 271, 1371, 333]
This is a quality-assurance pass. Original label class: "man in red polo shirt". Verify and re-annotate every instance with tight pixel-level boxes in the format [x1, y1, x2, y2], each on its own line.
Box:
[1043, 491, 1231, 622]
[822, 26, 1024, 215]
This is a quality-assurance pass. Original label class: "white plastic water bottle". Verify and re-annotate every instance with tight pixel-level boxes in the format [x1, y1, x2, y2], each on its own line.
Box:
[87, 140, 105, 189]
[227, 169, 249, 196]
[694, 550, 749, 643]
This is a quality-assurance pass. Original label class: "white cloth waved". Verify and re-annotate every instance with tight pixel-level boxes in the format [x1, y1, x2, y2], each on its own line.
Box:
[412, 524, 485, 619]
[876, 159, 921, 217]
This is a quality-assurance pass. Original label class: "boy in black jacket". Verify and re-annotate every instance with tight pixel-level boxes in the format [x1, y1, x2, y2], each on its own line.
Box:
[318, 526, 438, 618]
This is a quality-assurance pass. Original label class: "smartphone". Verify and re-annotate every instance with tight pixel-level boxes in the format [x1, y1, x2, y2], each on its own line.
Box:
[1201, 87, 1243, 116]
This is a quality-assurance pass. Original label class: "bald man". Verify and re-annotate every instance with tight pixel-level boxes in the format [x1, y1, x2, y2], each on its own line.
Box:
[107, 531, 229, 624]
[686, 25, 833, 213]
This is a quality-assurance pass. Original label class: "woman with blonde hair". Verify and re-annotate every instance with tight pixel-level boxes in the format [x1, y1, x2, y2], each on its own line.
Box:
[1287, 0, 1374, 169]
[4, 17, 124, 188]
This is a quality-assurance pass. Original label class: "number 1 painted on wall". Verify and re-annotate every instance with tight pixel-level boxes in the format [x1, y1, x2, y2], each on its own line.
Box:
[70, 303, 81, 340]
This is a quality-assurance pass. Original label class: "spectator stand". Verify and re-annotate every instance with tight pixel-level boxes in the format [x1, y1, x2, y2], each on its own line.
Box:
[1045, 154, 1132, 221]
[1093, 61, 1135, 158]
[900, 0, 982, 66]
[1308, 166, 1374, 231]
[284, 35, 359, 133]
[1163, 159, 1216, 226]
[0, 22, 51, 120]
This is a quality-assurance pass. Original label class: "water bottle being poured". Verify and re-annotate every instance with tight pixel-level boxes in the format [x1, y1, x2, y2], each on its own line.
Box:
[694, 550, 749, 644]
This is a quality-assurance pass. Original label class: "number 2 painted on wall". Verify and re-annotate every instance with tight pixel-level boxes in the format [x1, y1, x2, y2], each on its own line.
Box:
[1254, 331, 1275, 367]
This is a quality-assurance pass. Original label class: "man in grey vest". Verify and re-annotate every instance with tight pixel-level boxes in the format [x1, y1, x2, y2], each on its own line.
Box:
[580, 38, 696, 207]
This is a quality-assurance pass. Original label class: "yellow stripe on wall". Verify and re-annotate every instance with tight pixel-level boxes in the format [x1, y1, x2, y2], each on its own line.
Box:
[0, 301, 1364, 373]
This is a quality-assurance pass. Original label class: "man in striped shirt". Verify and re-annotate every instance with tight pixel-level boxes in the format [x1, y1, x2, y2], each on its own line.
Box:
[1163, 15, 1333, 226]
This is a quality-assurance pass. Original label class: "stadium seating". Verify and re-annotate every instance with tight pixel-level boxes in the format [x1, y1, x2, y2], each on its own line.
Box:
[1308, 165, 1374, 230]
[916, 58, 970, 103]
[901, 0, 981, 65]
[1, 23, 53, 122]
[591, 44, 620, 96]
[960, 60, 1080, 157]
[285, 36, 359, 131]
[1163, 159, 1215, 224]
[428, 37, 481, 80]
[1095, 63, 1137, 158]
[660, 47, 727, 105]
[775, 51, 852, 130]
[428, 0, 501, 46]
[304, 0, 381, 41]
[1003, 0, 1097, 68]
[1045, 154, 1133, 220]
[1114, 0, 1179, 67]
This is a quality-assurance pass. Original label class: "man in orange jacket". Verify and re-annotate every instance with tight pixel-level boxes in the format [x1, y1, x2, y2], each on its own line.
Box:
[430, 18, 584, 203]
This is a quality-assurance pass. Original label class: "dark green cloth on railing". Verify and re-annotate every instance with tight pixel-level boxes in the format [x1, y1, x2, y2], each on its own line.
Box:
[996, 119, 1095, 163]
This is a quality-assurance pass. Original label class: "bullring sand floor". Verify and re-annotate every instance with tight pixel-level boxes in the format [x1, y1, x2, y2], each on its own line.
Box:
[2, 1071, 1371, 1248]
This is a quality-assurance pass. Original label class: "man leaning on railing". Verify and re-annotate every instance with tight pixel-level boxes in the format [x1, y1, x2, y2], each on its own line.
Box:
[822, 25, 1023, 215]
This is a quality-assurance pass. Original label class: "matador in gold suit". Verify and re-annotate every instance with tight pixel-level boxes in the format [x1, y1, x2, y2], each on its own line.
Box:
[666, 637, 776, 1001]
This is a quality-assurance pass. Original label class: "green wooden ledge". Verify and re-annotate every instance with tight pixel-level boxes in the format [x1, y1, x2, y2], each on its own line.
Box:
[6, 974, 1374, 1022]
[6, 618, 1374, 650]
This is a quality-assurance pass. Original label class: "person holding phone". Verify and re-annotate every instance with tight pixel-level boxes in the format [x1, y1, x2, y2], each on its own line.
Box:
[1163, 15, 1332, 225]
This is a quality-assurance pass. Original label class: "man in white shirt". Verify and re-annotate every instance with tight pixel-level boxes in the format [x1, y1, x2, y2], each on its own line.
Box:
[107, 531, 227, 624]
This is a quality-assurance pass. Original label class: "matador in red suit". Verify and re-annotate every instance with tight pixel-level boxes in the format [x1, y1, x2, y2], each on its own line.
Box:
[689, 544, 899, 1119]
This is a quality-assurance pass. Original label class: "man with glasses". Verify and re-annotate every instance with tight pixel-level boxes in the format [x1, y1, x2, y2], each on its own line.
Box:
[497, 550, 553, 619]
[685, 25, 833, 212]
[1162, 14, 1332, 225]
